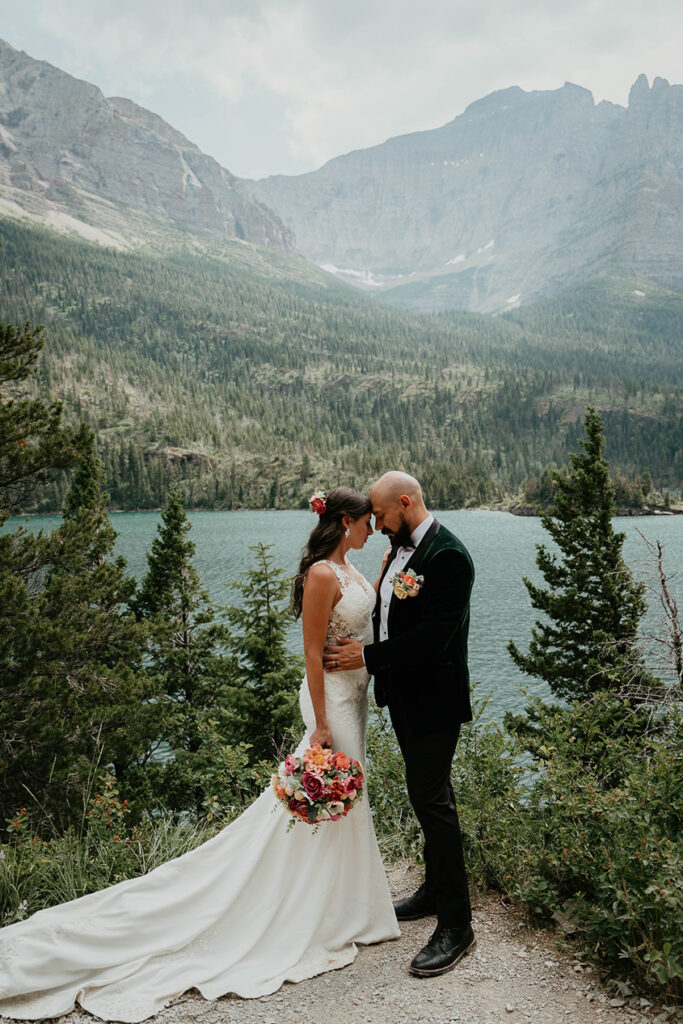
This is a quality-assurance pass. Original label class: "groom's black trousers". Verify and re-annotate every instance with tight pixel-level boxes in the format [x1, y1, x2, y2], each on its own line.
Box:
[389, 705, 471, 928]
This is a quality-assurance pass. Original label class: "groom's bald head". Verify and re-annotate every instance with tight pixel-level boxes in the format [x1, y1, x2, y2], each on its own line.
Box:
[369, 471, 429, 539]
[371, 471, 423, 506]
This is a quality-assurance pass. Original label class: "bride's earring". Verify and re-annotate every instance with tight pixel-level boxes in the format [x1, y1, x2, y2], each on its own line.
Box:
[345, 528, 350, 538]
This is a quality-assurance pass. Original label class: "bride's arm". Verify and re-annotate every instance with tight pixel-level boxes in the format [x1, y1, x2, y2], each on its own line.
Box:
[301, 563, 339, 748]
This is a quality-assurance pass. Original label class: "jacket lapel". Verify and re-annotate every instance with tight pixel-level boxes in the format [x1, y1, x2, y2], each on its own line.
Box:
[404, 518, 440, 576]
[386, 519, 440, 636]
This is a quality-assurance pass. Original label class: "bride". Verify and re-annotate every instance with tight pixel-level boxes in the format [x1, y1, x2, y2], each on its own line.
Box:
[0, 487, 400, 1023]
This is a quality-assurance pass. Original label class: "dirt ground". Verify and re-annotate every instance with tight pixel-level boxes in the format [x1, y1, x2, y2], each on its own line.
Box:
[49, 862, 678, 1024]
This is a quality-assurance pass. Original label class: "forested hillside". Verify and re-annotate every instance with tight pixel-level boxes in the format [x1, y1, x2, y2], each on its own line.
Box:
[1, 218, 680, 509]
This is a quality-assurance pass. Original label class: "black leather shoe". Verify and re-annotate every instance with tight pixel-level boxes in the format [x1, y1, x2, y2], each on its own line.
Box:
[409, 923, 476, 977]
[393, 885, 437, 921]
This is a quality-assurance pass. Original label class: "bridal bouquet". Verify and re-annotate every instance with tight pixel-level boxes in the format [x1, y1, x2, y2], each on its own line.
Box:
[271, 743, 364, 827]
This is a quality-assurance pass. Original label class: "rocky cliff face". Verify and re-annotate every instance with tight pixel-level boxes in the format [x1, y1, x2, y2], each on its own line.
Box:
[247, 76, 683, 311]
[0, 39, 294, 253]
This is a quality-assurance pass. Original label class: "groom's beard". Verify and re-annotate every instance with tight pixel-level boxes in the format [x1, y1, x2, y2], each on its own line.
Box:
[383, 520, 413, 548]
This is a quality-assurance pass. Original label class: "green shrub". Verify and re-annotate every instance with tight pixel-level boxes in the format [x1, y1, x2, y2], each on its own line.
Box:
[0, 773, 211, 925]
[511, 699, 683, 998]
[451, 695, 532, 896]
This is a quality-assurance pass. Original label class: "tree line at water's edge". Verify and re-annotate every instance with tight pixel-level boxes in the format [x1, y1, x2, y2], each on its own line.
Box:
[1, 316, 681, 1001]
[1, 218, 681, 512]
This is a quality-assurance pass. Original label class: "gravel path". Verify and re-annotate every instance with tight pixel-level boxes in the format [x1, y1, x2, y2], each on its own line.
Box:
[12, 864, 678, 1024]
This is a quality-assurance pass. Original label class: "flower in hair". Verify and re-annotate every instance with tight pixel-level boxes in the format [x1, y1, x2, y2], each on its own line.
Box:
[309, 489, 327, 515]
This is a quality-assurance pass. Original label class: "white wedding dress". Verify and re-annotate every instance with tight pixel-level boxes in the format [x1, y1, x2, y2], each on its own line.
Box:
[0, 561, 399, 1023]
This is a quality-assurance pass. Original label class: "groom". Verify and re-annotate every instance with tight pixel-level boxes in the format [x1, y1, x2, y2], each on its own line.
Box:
[324, 471, 475, 977]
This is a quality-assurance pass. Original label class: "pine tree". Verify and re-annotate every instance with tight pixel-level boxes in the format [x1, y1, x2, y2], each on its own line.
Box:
[133, 487, 234, 813]
[1, 320, 79, 826]
[1, 425, 154, 828]
[0, 320, 76, 518]
[508, 408, 650, 702]
[222, 543, 304, 761]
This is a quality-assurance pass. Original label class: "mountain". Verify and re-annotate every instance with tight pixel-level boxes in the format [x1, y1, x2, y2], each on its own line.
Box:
[247, 77, 683, 313]
[0, 38, 294, 254]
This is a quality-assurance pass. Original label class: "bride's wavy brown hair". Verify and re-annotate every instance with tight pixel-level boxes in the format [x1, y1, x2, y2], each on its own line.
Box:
[291, 486, 372, 618]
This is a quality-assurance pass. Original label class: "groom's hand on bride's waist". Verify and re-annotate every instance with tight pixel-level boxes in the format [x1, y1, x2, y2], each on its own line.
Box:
[324, 637, 365, 672]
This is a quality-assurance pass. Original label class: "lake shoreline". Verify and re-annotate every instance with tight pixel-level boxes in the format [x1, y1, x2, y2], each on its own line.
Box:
[14, 501, 683, 519]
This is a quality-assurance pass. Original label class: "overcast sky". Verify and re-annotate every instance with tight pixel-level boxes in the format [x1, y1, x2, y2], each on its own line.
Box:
[3, 0, 682, 179]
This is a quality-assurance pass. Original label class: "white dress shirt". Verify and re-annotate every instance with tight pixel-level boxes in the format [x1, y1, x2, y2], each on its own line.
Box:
[377, 513, 434, 642]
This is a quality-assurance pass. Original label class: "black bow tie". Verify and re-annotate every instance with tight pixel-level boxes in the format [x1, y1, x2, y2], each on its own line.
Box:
[392, 541, 415, 552]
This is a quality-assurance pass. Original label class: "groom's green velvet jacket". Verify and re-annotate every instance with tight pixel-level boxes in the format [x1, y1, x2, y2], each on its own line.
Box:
[363, 519, 474, 734]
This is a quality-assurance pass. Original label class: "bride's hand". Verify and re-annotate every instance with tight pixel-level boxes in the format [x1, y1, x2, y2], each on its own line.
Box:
[310, 725, 332, 749]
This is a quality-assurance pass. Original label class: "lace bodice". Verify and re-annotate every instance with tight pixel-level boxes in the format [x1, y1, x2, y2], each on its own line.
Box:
[296, 559, 376, 750]
[316, 560, 375, 646]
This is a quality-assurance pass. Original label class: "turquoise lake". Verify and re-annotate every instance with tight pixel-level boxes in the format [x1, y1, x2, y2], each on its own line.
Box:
[8, 509, 682, 723]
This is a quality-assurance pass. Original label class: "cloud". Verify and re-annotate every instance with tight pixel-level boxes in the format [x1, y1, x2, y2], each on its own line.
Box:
[8, 0, 683, 176]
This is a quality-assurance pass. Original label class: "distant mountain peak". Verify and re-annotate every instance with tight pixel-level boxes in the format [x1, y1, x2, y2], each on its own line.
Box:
[462, 85, 525, 116]
[248, 75, 683, 312]
[629, 73, 651, 105]
[0, 37, 295, 254]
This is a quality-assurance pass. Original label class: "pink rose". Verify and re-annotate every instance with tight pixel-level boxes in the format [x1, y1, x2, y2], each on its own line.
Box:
[302, 771, 325, 801]
[342, 775, 361, 795]
[283, 755, 297, 776]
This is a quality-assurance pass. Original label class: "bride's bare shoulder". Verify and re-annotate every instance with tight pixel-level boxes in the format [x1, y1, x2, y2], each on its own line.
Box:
[302, 561, 341, 610]
[306, 560, 338, 584]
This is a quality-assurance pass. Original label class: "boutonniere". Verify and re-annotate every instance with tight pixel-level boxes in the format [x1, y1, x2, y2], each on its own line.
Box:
[391, 569, 424, 599]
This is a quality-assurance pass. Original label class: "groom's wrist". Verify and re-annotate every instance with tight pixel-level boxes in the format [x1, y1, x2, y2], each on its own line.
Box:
[361, 646, 366, 666]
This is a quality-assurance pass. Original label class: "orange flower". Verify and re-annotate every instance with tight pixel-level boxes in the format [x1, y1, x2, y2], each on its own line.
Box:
[303, 743, 332, 771]
[332, 751, 351, 772]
